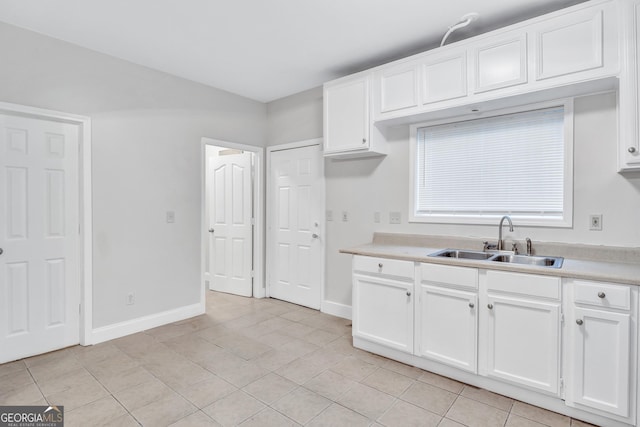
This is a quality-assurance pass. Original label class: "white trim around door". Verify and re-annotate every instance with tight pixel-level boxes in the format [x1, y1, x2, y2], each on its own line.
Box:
[0, 101, 93, 346]
[201, 138, 265, 302]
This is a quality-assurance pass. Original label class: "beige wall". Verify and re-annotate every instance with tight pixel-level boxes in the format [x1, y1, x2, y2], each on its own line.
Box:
[0, 22, 267, 328]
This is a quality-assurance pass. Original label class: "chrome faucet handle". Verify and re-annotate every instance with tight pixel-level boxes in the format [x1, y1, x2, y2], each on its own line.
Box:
[511, 243, 518, 254]
[483, 241, 498, 251]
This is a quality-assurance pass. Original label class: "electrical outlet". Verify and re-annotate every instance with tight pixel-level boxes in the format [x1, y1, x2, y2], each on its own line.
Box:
[127, 293, 135, 305]
[589, 214, 603, 231]
[374, 212, 381, 223]
[389, 212, 401, 224]
[342, 211, 349, 222]
[166, 211, 175, 223]
[326, 210, 333, 221]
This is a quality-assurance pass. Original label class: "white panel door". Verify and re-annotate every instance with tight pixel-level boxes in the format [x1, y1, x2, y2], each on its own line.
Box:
[0, 113, 80, 363]
[269, 144, 323, 309]
[209, 152, 253, 297]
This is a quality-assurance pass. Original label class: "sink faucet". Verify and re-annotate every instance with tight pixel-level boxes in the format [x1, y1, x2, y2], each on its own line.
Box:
[497, 215, 514, 251]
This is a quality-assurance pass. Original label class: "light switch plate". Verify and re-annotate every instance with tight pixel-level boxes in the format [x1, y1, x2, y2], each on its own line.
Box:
[589, 214, 602, 231]
[389, 212, 401, 224]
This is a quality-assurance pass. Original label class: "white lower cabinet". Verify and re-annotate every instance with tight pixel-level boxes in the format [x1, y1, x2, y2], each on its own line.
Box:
[352, 256, 414, 353]
[416, 264, 478, 373]
[351, 256, 638, 426]
[480, 270, 561, 396]
[565, 279, 635, 421]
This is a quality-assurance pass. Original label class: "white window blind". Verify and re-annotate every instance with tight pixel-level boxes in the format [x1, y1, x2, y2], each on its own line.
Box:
[414, 105, 569, 224]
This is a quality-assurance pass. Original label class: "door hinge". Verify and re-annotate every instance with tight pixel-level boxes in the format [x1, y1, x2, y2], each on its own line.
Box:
[250, 270, 255, 278]
[251, 217, 255, 226]
[560, 378, 564, 392]
[561, 313, 565, 324]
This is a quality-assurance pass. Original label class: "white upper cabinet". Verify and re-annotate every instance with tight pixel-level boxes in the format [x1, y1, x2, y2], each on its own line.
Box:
[323, 72, 388, 158]
[364, 0, 619, 123]
[532, 4, 612, 82]
[375, 59, 421, 116]
[422, 48, 468, 104]
[471, 33, 527, 93]
[619, 0, 640, 171]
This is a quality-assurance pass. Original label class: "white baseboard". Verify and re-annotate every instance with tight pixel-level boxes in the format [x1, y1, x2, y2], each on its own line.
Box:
[321, 300, 352, 320]
[89, 303, 204, 345]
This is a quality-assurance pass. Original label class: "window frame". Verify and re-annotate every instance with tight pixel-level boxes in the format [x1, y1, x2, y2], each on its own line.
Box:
[409, 99, 574, 227]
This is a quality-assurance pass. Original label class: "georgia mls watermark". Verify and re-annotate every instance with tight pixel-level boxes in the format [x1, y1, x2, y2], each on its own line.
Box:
[0, 406, 63, 427]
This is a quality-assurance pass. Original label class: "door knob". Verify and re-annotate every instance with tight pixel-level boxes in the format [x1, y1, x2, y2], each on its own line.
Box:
[0, 248, 3, 255]
[312, 233, 319, 239]
[406, 291, 411, 297]
[576, 319, 584, 325]
[468, 302, 475, 308]
[597, 292, 606, 299]
[487, 304, 493, 310]
[208, 228, 214, 233]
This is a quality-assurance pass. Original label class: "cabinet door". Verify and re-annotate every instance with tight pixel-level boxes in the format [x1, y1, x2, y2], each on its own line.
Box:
[483, 294, 560, 395]
[533, 5, 605, 81]
[570, 307, 630, 417]
[417, 284, 477, 373]
[422, 49, 467, 104]
[323, 75, 370, 154]
[353, 274, 413, 353]
[375, 61, 420, 117]
[472, 33, 527, 93]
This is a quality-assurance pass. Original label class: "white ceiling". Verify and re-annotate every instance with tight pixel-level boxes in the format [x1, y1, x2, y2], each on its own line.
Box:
[0, 0, 586, 103]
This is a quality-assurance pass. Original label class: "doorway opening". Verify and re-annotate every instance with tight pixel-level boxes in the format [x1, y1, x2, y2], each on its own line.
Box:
[201, 138, 264, 302]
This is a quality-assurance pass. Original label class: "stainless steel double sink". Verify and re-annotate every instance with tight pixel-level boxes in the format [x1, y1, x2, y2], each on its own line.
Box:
[429, 248, 564, 268]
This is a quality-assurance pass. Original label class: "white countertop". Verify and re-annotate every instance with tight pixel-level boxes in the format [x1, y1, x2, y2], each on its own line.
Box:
[341, 240, 640, 286]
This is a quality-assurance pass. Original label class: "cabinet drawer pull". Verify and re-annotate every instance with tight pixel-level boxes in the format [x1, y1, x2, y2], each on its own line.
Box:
[487, 304, 493, 310]
[362, 138, 367, 144]
[576, 319, 584, 325]
[598, 292, 606, 299]
[629, 147, 637, 153]
[378, 263, 383, 269]
[406, 291, 411, 297]
[468, 302, 475, 308]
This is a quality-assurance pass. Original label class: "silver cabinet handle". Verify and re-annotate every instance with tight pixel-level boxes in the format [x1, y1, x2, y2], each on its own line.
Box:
[576, 319, 584, 325]
[487, 304, 493, 310]
[406, 291, 411, 297]
[208, 228, 214, 233]
[312, 233, 319, 239]
[0, 248, 3, 255]
[362, 138, 367, 144]
[468, 302, 475, 308]
[629, 147, 637, 153]
[378, 263, 383, 268]
[598, 292, 606, 299]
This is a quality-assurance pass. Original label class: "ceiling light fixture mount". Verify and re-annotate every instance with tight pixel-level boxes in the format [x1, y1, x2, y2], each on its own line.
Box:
[440, 12, 480, 47]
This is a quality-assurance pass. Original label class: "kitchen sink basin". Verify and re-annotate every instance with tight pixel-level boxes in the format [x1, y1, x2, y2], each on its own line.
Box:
[490, 254, 564, 268]
[429, 249, 494, 260]
[428, 248, 564, 268]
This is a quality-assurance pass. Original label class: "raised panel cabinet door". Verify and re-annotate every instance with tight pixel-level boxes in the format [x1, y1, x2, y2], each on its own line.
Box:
[570, 307, 630, 417]
[533, 6, 605, 81]
[422, 51, 467, 104]
[473, 34, 527, 93]
[375, 61, 420, 116]
[353, 273, 413, 353]
[323, 75, 370, 154]
[417, 284, 477, 373]
[483, 294, 560, 395]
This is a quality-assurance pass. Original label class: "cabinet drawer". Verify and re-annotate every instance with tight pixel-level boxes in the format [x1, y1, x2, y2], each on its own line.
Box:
[353, 256, 414, 279]
[573, 280, 631, 311]
[420, 263, 478, 289]
[486, 270, 560, 300]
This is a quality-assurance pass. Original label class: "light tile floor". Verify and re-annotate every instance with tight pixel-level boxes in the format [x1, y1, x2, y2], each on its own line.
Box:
[0, 291, 598, 427]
